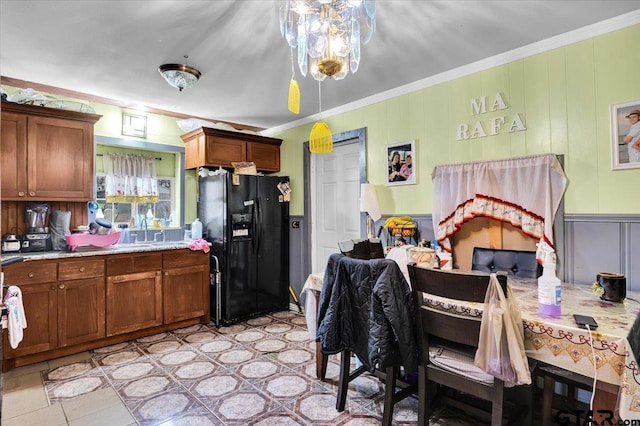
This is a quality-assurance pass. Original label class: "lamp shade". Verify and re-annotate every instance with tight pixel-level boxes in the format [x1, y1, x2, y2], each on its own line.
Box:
[360, 183, 381, 221]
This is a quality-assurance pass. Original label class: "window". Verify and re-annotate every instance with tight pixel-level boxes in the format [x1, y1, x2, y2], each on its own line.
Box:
[96, 174, 176, 228]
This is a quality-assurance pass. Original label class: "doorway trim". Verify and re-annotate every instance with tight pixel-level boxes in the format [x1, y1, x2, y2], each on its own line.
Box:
[303, 127, 368, 276]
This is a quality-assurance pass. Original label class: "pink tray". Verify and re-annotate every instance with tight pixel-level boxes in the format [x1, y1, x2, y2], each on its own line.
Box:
[65, 232, 121, 251]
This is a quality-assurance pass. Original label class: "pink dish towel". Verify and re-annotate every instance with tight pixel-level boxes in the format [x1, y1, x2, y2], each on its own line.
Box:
[189, 239, 210, 254]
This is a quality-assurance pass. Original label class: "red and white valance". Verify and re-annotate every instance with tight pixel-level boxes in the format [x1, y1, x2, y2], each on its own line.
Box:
[431, 154, 567, 258]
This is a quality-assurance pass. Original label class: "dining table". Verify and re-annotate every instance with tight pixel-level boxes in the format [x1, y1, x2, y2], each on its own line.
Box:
[304, 267, 640, 420]
[422, 275, 640, 421]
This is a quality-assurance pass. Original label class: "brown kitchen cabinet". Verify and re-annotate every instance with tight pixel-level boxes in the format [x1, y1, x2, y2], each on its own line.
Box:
[162, 250, 209, 323]
[58, 259, 106, 346]
[0, 101, 101, 201]
[2, 248, 209, 371]
[2, 258, 105, 358]
[181, 126, 282, 172]
[105, 252, 163, 336]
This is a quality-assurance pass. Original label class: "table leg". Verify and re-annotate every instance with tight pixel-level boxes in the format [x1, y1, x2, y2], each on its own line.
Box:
[592, 384, 618, 423]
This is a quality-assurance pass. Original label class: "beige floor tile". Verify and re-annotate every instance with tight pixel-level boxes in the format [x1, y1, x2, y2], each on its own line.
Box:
[61, 388, 123, 421]
[67, 402, 136, 426]
[0, 403, 66, 426]
[2, 361, 49, 379]
[2, 372, 48, 419]
[48, 352, 92, 370]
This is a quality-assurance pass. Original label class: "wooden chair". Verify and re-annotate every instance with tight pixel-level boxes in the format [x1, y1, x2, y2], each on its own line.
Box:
[319, 254, 417, 425]
[408, 265, 531, 425]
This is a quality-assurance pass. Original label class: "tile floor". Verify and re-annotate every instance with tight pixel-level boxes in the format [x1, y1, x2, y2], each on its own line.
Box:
[1, 311, 483, 425]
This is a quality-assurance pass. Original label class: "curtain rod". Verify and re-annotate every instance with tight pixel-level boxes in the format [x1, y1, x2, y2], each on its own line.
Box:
[97, 154, 162, 160]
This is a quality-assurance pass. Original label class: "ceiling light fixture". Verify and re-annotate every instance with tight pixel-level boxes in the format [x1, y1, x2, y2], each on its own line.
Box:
[158, 55, 201, 91]
[279, 0, 376, 82]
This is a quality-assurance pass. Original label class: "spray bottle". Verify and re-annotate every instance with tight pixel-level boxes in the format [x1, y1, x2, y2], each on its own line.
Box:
[537, 244, 561, 317]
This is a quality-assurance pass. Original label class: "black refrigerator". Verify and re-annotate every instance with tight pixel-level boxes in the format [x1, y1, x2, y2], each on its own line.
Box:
[199, 173, 290, 326]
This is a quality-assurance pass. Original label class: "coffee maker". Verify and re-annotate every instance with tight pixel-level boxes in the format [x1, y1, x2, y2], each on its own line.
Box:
[22, 202, 52, 252]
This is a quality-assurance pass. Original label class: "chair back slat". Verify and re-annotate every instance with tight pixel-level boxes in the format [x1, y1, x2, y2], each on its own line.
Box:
[409, 265, 507, 349]
[420, 308, 482, 347]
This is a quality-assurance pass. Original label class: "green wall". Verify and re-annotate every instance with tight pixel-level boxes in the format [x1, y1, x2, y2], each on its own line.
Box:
[274, 24, 640, 216]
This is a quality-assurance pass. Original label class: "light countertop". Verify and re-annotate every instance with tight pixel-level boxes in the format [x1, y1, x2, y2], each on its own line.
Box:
[1, 241, 198, 263]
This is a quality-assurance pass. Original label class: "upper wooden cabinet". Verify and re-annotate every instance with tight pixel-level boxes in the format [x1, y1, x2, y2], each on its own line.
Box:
[181, 127, 282, 172]
[1, 102, 101, 201]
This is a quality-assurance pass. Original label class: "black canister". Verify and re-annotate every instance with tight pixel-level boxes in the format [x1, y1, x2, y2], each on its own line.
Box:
[597, 272, 626, 303]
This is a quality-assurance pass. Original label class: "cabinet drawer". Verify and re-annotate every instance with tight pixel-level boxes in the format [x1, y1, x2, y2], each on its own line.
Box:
[59, 258, 105, 280]
[106, 252, 162, 276]
[163, 250, 208, 269]
[3, 261, 57, 284]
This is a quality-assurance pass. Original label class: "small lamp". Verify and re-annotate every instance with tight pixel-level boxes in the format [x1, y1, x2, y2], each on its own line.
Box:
[360, 183, 381, 239]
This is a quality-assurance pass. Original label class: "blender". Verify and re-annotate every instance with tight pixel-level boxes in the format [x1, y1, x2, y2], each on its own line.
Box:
[22, 202, 52, 252]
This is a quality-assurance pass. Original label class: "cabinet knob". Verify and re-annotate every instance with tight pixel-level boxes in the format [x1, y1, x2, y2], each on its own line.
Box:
[80, 267, 85, 272]
[18, 191, 25, 197]
[28, 272, 34, 278]
[59, 284, 65, 289]
[29, 192, 36, 196]
[165, 271, 169, 276]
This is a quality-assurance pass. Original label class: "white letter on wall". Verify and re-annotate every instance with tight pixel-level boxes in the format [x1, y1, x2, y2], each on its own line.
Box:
[471, 97, 487, 116]
[489, 116, 506, 135]
[491, 93, 508, 111]
[470, 122, 487, 139]
[508, 113, 527, 132]
[457, 124, 469, 140]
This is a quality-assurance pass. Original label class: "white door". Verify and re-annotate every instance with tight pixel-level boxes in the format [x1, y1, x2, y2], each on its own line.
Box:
[311, 141, 361, 273]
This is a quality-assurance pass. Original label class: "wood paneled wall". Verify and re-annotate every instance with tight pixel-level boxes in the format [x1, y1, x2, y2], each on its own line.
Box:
[1, 201, 88, 236]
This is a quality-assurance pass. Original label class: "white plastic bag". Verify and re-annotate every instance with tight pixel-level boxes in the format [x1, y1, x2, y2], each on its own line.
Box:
[474, 274, 531, 386]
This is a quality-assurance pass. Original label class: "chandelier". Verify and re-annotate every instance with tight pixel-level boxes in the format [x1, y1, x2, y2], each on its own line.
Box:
[158, 56, 201, 91]
[279, 0, 376, 81]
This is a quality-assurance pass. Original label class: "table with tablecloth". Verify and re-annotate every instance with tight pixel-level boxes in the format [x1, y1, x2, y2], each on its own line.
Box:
[423, 276, 640, 419]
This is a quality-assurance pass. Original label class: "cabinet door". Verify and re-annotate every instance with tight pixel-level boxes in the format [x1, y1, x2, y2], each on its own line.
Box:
[58, 277, 106, 347]
[1, 111, 28, 199]
[204, 137, 245, 167]
[247, 142, 280, 172]
[27, 115, 94, 200]
[106, 271, 162, 336]
[163, 264, 208, 323]
[3, 283, 57, 359]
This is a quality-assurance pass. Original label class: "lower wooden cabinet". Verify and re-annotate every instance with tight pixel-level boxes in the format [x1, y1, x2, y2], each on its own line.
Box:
[2, 248, 209, 371]
[164, 264, 208, 323]
[58, 277, 106, 346]
[2, 282, 57, 359]
[106, 270, 163, 336]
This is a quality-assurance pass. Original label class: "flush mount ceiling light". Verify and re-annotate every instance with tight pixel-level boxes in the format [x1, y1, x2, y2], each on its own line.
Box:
[279, 0, 376, 81]
[158, 56, 201, 91]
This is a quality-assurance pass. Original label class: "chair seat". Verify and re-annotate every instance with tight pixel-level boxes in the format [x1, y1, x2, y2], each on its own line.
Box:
[429, 343, 495, 386]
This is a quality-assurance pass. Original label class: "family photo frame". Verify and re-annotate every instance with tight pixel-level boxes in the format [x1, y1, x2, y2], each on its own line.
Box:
[386, 140, 416, 186]
[610, 99, 640, 170]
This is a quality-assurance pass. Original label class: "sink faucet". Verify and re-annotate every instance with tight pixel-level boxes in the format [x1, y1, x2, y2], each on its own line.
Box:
[140, 217, 149, 242]
[153, 229, 165, 243]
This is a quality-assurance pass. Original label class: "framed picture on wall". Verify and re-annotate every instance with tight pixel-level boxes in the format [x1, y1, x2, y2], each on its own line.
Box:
[386, 140, 416, 186]
[610, 99, 640, 170]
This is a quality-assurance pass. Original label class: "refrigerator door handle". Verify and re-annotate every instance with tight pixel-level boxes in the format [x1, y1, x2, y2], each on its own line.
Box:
[255, 198, 262, 253]
[211, 255, 222, 327]
[251, 200, 258, 253]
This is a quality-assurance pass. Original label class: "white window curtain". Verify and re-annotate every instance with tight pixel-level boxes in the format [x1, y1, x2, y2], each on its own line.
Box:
[103, 153, 158, 203]
[431, 154, 567, 259]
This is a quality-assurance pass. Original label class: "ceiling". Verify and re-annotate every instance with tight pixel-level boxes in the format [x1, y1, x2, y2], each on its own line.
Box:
[1, 1, 639, 131]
